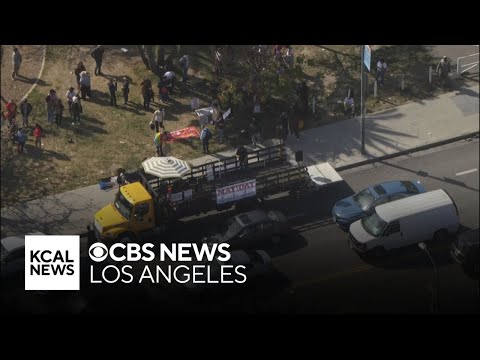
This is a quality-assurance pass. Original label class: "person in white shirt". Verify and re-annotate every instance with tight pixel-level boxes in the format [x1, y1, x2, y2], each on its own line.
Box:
[163, 71, 176, 94]
[376, 58, 387, 86]
[152, 108, 165, 132]
[66, 87, 77, 116]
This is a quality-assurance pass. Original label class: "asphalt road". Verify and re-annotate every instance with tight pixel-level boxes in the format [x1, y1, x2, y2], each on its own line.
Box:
[172, 139, 479, 313]
[269, 139, 479, 313]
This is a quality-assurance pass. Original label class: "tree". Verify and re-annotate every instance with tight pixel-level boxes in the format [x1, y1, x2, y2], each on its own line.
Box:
[136, 46, 162, 76]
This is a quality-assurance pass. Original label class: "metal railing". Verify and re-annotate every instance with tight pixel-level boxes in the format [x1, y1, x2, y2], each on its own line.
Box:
[457, 53, 479, 75]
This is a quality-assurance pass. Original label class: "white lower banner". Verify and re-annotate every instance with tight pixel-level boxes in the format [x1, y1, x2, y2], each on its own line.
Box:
[216, 179, 256, 205]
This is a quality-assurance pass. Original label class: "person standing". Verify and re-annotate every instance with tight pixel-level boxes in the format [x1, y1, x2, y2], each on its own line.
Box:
[11, 47, 22, 80]
[236, 145, 248, 169]
[20, 98, 33, 128]
[153, 108, 165, 133]
[200, 125, 211, 154]
[179, 55, 190, 82]
[71, 96, 82, 124]
[376, 58, 387, 86]
[280, 111, 289, 141]
[79, 71, 91, 99]
[54, 99, 65, 127]
[214, 113, 225, 143]
[45, 90, 57, 124]
[16, 129, 27, 153]
[154, 130, 166, 156]
[33, 123, 43, 149]
[163, 71, 176, 94]
[5, 99, 18, 125]
[436, 56, 451, 87]
[249, 117, 260, 146]
[108, 79, 118, 107]
[141, 79, 152, 110]
[66, 87, 77, 116]
[91, 45, 105, 76]
[121, 78, 130, 105]
[74, 61, 86, 89]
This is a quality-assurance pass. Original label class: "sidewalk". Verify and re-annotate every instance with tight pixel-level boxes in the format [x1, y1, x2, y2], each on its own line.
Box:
[1, 84, 478, 237]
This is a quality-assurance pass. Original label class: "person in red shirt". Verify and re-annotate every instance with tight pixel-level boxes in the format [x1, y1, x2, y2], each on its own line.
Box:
[5, 99, 18, 124]
[33, 123, 43, 149]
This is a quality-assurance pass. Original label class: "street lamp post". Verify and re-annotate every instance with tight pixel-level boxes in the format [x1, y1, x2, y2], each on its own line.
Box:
[360, 46, 365, 154]
[418, 242, 438, 313]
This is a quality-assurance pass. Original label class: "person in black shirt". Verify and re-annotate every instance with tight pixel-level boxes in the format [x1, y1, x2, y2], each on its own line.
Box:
[236, 145, 248, 169]
[108, 79, 117, 107]
[91, 45, 105, 76]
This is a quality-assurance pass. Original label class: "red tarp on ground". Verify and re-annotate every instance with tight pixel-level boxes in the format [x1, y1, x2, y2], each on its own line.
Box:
[164, 126, 200, 142]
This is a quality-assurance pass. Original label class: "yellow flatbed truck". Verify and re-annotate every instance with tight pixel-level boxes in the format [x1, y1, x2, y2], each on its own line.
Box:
[93, 145, 342, 243]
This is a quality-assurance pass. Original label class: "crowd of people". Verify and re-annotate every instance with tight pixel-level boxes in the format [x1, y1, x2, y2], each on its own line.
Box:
[2, 45, 454, 161]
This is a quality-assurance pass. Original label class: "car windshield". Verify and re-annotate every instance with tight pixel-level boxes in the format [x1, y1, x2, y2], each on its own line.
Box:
[222, 218, 244, 240]
[361, 210, 387, 237]
[114, 191, 133, 220]
[353, 188, 376, 210]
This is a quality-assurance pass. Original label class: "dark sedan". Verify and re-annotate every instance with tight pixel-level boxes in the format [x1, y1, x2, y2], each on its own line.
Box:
[202, 209, 290, 250]
[332, 180, 426, 231]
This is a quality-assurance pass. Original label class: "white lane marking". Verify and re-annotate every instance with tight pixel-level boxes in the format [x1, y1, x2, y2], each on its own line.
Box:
[455, 168, 478, 176]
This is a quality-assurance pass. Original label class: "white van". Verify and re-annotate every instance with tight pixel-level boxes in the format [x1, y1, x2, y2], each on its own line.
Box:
[349, 189, 460, 256]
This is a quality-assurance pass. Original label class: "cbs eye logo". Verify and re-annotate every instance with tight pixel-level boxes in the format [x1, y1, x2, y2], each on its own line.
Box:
[89, 243, 109, 262]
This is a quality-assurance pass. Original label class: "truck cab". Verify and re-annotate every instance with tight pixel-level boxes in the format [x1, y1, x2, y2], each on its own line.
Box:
[94, 182, 155, 242]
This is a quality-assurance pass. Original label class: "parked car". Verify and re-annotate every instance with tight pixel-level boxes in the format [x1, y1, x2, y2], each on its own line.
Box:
[451, 228, 479, 275]
[332, 180, 426, 230]
[182, 249, 273, 292]
[202, 209, 290, 250]
[349, 189, 459, 256]
[1, 232, 45, 284]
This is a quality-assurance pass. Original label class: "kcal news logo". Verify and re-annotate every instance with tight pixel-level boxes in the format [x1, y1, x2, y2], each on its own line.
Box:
[25, 235, 80, 290]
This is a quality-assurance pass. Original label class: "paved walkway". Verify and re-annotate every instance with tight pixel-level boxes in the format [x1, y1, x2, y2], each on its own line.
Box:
[1, 84, 478, 237]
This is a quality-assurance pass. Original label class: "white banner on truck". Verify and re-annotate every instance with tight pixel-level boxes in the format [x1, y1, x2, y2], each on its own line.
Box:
[216, 179, 256, 205]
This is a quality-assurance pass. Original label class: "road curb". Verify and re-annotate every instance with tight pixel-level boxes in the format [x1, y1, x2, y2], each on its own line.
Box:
[335, 131, 479, 172]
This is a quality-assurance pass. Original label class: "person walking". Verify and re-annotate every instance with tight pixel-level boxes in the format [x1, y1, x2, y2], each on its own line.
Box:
[71, 96, 82, 124]
[66, 87, 77, 116]
[436, 56, 451, 88]
[121, 78, 130, 105]
[153, 108, 165, 133]
[5, 98, 18, 125]
[54, 99, 65, 127]
[200, 125, 212, 154]
[91, 45, 105, 76]
[376, 58, 387, 86]
[11, 47, 22, 80]
[20, 98, 33, 128]
[33, 123, 43, 149]
[108, 79, 118, 107]
[74, 61, 86, 89]
[45, 90, 57, 124]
